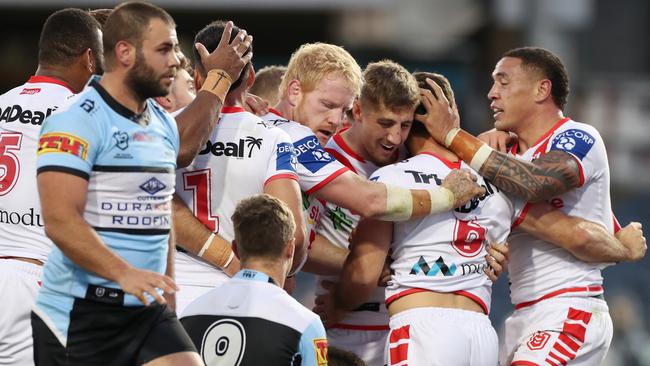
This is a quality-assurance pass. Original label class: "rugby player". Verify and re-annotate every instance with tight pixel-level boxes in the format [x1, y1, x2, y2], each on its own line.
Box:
[249, 64, 287, 106]
[416, 47, 647, 365]
[171, 20, 304, 314]
[181, 194, 327, 366]
[31, 2, 252, 364]
[0, 9, 102, 366]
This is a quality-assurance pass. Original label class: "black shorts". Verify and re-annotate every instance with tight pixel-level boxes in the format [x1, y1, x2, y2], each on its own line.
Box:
[32, 298, 197, 366]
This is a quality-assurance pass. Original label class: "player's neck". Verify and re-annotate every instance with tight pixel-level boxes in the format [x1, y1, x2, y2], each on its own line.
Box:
[99, 72, 148, 114]
[408, 136, 459, 162]
[240, 260, 286, 288]
[341, 124, 371, 161]
[274, 99, 294, 120]
[224, 92, 244, 108]
[34, 65, 82, 93]
[515, 109, 565, 152]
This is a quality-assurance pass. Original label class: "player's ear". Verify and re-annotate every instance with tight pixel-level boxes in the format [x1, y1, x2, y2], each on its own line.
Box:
[285, 238, 295, 260]
[352, 99, 362, 123]
[154, 96, 173, 112]
[114, 40, 135, 68]
[286, 79, 302, 107]
[535, 79, 552, 104]
[246, 64, 255, 88]
[193, 68, 204, 91]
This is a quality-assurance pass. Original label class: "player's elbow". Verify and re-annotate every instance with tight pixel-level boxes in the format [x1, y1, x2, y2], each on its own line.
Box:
[176, 147, 195, 169]
[357, 183, 386, 218]
[568, 223, 598, 262]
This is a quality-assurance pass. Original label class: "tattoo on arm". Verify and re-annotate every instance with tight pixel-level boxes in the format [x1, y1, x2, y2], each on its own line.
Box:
[479, 150, 582, 202]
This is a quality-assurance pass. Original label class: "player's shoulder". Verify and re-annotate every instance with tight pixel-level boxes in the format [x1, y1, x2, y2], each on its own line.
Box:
[268, 288, 322, 331]
[554, 119, 604, 142]
[262, 112, 311, 139]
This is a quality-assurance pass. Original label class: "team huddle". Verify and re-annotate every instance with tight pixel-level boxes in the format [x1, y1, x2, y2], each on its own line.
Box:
[0, 2, 646, 366]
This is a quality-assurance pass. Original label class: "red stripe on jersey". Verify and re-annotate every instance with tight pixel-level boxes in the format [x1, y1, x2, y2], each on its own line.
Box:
[545, 358, 560, 366]
[511, 361, 540, 366]
[221, 106, 245, 114]
[389, 325, 410, 366]
[563, 153, 585, 187]
[567, 307, 593, 325]
[547, 351, 567, 365]
[268, 107, 284, 118]
[385, 288, 432, 307]
[331, 324, 389, 331]
[327, 148, 357, 173]
[453, 290, 488, 315]
[514, 285, 603, 310]
[418, 151, 461, 169]
[531, 117, 571, 149]
[511, 202, 533, 229]
[305, 166, 350, 195]
[27, 75, 75, 93]
[333, 129, 366, 163]
[612, 214, 621, 233]
[264, 173, 299, 187]
[557, 333, 580, 352]
[552, 343, 576, 360]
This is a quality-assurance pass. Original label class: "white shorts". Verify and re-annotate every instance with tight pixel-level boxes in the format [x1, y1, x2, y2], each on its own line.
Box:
[387, 307, 498, 366]
[501, 296, 613, 366]
[175, 253, 229, 316]
[0, 259, 42, 366]
[327, 327, 388, 366]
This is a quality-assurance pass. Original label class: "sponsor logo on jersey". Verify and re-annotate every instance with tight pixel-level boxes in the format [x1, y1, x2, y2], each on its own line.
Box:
[199, 136, 263, 158]
[527, 331, 551, 350]
[140, 177, 167, 195]
[293, 135, 335, 173]
[451, 219, 487, 258]
[410, 256, 457, 276]
[37, 132, 89, 160]
[327, 206, 354, 231]
[100, 200, 171, 228]
[113, 131, 129, 150]
[276, 142, 297, 172]
[312, 338, 328, 365]
[454, 179, 501, 214]
[0, 104, 57, 125]
[0, 207, 44, 227]
[80, 99, 96, 113]
[550, 129, 595, 160]
[19, 87, 41, 95]
[405, 170, 443, 185]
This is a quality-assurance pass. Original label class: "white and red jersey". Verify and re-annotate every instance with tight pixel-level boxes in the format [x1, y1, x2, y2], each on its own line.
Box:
[312, 129, 387, 329]
[0, 76, 75, 261]
[506, 117, 614, 308]
[371, 152, 523, 314]
[175, 106, 298, 284]
[262, 108, 349, 247]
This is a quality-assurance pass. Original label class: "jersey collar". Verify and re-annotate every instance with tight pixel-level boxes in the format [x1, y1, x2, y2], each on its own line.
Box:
[27, 75, 75, 93]
[90, 79, 151, 126]
[234, 269, 277, 285]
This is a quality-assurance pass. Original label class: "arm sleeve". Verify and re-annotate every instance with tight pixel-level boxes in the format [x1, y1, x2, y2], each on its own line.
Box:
[548, 126, 605, 186]
[36, 108, 102, 179]
[265, 129, 299, 185]
[292, 132, 349, 194]
[298, 318, 328, 366]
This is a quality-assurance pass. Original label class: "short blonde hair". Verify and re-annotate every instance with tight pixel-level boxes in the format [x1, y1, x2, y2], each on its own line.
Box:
[360, 60, 420, 111]
[280, 43, 362, 97]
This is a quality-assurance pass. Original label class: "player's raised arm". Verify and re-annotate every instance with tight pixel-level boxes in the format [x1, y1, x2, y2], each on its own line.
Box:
[175, 21, 252, 168]
[519, 203, 647, 263]
[415, 78, 581, 202]
[315, 168, 485, 221]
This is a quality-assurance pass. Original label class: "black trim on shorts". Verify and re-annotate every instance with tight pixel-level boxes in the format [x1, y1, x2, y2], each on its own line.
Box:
[37, 166, 89, 180]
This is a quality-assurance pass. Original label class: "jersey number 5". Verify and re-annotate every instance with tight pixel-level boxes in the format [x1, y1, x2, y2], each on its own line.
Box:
[0, 132, 23, 196]
[452, 219, 486, 258]
[183, 169, 219, 233]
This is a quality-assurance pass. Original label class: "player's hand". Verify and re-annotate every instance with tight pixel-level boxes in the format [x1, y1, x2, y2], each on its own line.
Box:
[164, 291, 177, 313]
[478, 128, 517, 153]
[194, 21, 253, 82]
[616, 222, 647, 261]
[484, 241, 509, 282]
[244, 92, 269, 116]
[115, 267, 178, 306]
[414, 78, 459, 144]
[313, 281, 346, 328]
[442, 169, 486, 208]
[377, 254, 393, 287]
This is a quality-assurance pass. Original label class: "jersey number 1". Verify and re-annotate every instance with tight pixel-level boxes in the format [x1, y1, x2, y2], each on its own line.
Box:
[0, 132, 23, 196]
[183, 169, 219, 233]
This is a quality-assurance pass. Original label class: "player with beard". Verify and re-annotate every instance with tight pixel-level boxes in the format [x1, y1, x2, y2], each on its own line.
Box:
[0, 9, 102, 366]
[30, 2, 252, 365]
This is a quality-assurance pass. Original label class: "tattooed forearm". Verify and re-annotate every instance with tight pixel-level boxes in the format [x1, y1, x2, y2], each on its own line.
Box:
[478, 150, 582, 202]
